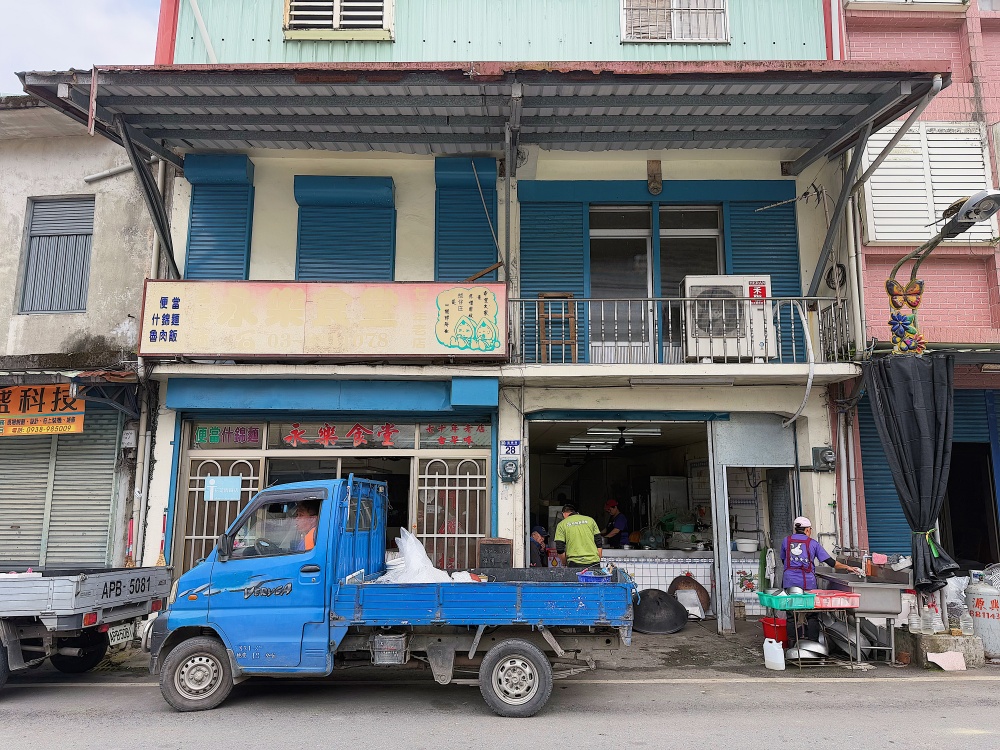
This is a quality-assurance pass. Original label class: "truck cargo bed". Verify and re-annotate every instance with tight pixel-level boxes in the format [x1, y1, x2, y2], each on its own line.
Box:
[333, 568, 634, 633]
[0, 567, 172, 618]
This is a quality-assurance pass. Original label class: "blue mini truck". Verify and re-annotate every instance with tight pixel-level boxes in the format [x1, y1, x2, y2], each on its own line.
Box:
[148, 478, 635, 717]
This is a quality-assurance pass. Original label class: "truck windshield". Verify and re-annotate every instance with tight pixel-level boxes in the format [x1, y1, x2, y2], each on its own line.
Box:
[232, 498, 323, 558]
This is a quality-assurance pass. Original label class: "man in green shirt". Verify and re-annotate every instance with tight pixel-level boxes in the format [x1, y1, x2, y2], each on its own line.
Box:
[554, 504, 603, 567]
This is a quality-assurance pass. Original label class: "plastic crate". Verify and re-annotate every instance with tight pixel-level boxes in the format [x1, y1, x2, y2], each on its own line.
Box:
[756, 591, 816, 610]
[808, 590, 860, 609]
[370, 633, 409, 665]
[577, 571, 612, 583]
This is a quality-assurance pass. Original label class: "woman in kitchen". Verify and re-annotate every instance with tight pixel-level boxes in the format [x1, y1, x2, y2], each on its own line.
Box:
[782, 516, 863, 643]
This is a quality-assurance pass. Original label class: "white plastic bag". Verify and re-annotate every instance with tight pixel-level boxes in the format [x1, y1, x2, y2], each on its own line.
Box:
[376, 529, 451, 584]
[945, 576, 970, 606]
[450, 571, 475, 583]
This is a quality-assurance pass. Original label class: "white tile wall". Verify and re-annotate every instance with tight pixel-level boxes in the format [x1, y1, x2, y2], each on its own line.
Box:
[605, 556, 715, 614]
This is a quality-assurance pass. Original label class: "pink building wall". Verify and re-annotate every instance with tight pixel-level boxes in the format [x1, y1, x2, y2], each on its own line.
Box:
[845, 3, 1000, 349]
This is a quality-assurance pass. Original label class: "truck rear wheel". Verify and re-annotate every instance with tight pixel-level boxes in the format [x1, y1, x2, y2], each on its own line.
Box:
[479, 639, 553, 718]
[50, 631, 109, 674]
[159, 636, 233, 712]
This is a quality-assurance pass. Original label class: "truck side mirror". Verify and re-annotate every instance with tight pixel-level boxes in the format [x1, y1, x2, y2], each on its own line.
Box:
[217, 533, 232, 561]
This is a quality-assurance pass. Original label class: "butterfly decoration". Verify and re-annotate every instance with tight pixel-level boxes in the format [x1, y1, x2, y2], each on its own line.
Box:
[885, 278, 924, 310]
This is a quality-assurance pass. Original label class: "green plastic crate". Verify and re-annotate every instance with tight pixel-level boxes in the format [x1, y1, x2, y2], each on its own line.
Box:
[757, 592, 816, 610]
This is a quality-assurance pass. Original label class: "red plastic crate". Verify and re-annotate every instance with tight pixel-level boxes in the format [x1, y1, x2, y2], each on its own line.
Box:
[808, 590, 860, 609]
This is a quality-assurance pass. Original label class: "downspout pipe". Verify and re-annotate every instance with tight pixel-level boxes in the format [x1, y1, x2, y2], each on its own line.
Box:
[133, 158, 168, 564]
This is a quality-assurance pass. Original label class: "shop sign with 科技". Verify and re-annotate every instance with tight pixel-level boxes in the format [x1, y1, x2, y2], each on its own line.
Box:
[0, 384, 86, 436]
[139, 280, 507, 360]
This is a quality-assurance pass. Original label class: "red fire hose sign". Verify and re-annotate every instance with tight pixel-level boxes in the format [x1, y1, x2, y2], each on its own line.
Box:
[748, 281, 768, 305]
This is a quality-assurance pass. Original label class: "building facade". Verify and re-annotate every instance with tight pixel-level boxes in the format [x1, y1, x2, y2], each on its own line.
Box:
[20, 0, 951, 630]
[0, 97, 154, 569]
[842, 0, 1000, 571]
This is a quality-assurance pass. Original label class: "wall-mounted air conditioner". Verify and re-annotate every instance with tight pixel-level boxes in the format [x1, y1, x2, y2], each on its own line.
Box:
[683, 275, 777, 363]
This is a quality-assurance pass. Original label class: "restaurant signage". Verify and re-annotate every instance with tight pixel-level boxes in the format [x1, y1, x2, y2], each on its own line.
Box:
[139, 281, 507, 359]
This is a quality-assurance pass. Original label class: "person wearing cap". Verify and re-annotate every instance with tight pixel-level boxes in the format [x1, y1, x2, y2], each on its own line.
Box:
[529, 525, 549, 567]
[601, 499, 629, 549]
[554, 504, 603, 567]
[782, 516, 862, 642]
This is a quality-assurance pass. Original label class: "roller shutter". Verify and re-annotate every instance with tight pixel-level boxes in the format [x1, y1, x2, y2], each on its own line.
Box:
[0, 436, 52, 567]
[519, 202, 587, 363]
[728, 200, 802, 362]
[294, 176, 396, 282]
[860, 390, 991, 555]
[0, 411, 120, 568]
[45, 412, 121, 567]
[435, 158, 499, 282]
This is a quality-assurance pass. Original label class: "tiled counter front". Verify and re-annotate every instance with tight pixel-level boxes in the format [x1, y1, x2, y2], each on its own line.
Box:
[603, 552, 715, 614]
[730, 554, 765, 616]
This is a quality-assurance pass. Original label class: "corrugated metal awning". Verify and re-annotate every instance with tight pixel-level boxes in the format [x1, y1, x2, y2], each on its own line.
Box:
[19, 60, 951, 175]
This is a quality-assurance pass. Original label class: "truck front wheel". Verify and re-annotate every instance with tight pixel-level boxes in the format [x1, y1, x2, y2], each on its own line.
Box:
[159, 636, 233, 711]
[479, 639, 553, 718]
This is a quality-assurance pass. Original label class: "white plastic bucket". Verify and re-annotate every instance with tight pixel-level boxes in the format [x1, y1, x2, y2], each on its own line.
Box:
[763, 638, 785, 671]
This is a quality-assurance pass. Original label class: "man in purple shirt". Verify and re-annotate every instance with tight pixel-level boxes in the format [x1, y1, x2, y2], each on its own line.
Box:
[781, 516, 861, 643]
[602, 499, 629, 549]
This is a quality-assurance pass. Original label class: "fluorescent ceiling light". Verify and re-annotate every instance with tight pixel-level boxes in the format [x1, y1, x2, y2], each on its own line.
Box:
[629, 377, 735, 386]
[556, 444, 612, 452]
[586, 427, 661, 436]
[569, 437, 632, 445]
[981, 364, 1000, 372]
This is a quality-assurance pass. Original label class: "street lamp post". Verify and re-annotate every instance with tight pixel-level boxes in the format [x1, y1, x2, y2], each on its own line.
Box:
[886, 190, 1000, 354]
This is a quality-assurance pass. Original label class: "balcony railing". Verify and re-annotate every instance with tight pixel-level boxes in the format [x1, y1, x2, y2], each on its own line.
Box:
[509, 296, 854, 366]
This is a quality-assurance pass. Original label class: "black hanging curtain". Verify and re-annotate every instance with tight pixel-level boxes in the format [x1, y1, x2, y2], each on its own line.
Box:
[866, 355, 958, 594]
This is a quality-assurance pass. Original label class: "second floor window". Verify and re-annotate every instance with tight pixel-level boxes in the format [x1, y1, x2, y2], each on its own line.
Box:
[20, 197, 95, 314]
[622, 0, 728, 43]
[287, 0, 390, 31]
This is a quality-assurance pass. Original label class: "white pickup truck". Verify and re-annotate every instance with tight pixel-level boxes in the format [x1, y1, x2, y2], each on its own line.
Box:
[0, 566, 171, 690]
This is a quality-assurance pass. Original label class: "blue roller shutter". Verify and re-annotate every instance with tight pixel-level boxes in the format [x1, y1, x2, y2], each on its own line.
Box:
[727, 201, 802, 361]
[435, 158, 498, 282]
[294, 176, 395, 282]
[184, 155, 255, 280]
[519, 203, 586, 363]
[860, 390, 991, 555]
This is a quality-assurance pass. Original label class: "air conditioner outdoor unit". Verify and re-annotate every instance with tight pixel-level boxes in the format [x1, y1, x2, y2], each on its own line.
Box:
[683, 275, 777, 363]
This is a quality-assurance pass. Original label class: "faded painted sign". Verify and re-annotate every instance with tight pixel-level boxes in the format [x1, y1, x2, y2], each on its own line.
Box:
[139, 281, 507, 359]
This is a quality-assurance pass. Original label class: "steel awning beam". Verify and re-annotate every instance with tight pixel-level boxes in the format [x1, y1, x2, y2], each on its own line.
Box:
[146, 129, 504, 146]
[784, 81, 921, 176]
[62, 87, 184, 170]
[123, 112, 846, 129]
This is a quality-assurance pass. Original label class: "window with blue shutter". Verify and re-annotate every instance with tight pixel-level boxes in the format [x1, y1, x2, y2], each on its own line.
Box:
[20, 197, 95, 313]
[184, 154, 255, 280]
[727, 201, 801, 361]
[519, 203, 587, 363]
[435, 158, 498, 282]
[294, 176, 395, 281]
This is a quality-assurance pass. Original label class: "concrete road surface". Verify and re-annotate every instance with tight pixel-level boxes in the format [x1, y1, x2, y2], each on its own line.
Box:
[3, 673, 1000, 749]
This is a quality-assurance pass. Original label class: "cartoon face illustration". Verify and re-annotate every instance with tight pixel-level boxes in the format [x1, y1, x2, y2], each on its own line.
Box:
[475, 319, 498, 349]
[453, 317, 475, 341]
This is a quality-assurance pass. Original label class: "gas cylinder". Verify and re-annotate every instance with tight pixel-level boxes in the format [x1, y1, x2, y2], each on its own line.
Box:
[965, 581, 1000, 658]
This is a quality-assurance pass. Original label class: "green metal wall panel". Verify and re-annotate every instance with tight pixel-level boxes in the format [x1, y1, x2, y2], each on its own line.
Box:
[173, 0, 827, 65]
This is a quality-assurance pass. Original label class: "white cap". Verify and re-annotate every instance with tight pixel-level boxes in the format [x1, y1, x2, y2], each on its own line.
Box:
[793, 516, 812, 529]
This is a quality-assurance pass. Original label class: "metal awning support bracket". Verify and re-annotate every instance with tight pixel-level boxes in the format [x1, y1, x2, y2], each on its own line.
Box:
[851, 74, 943, 196]
[806, 122, 872, 297]
[68, 382, 140, 420]
[783, 81, 912, 177]
[117, 116, 182, 280]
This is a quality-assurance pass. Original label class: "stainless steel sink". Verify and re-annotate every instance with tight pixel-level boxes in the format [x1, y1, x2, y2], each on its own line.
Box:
[815, 572, 910, 615]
